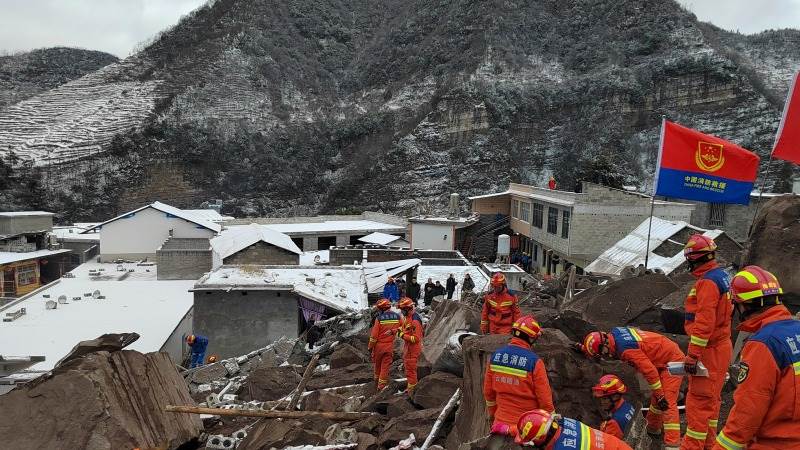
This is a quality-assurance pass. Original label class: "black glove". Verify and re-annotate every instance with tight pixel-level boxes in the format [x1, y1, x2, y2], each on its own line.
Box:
[657, 396, 669, 412]
[571, 342, 584, 354]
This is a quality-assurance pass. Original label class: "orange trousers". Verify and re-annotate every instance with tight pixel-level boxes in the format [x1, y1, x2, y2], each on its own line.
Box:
[681, 340, 732, 450]
[646, 368, 682, 447]
[404, 351, 420, 391]
[372, 350, 393, 390]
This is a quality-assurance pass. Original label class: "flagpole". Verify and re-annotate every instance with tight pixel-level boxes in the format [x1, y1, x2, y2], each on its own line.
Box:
[746, 150, 775, 240]
[645, 116, 667, 269]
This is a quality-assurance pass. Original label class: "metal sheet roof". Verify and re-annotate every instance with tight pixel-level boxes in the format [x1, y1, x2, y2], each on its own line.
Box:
[584, 217, 724, 276]
[211, 224, 302, 260]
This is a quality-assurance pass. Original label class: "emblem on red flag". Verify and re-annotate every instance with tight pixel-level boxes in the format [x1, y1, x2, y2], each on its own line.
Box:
[695, 141, 725, 172]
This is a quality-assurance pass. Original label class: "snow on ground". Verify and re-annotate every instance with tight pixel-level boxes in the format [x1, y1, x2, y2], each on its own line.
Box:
[299, 250, 330, 265]
[0, 259, 193, 372]
[51, 226, 100, 241]
[196, 265, 367, 312]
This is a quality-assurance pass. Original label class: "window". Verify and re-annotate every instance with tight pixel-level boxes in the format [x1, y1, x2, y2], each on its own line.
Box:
[709, 203, 725, 227]
[17, 264, 37, 286]
[532, 203, 544, 228]
[520, 202, 531, 223]
[511, 200, 519, 219]
[547, 207, 558, 234]
[561, 210, 570, 239]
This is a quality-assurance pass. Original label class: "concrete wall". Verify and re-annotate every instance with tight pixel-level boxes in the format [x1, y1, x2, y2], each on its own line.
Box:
[193, 289, 298, 358]
[99, 207, 216, 261]
[471, 196, 511, 215]
[223, 241, 300, 266]
[57, 240, 98, 263]
[0, 215, 53, 235]
[329, 248, 464, 265]
[160, 307, 194, 364]
[410, 223, 455, 250]
[157, 250, 212, 280]
[689, 199, 767, 243]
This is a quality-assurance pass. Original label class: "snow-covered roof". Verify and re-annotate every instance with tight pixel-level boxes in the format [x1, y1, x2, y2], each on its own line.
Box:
[363, 259, 422, 293]
[468, 191, 511, 200]
[469, 189, 576, 207]
[183, 209, 235, 223]
[481, 263, 526, 274]
[51, 226, 100, 241]
[211, 224, 301, 260]
[299, 250, 330, 265]
[257, 220, 405, 235]
[409, 214, 480, 226]
[0, 211, 54, 217]
[358, 232, 407, 246]
[584, 217, 726, 276]
[81, 201, 222, 234]
[0, 260, 194, 373]
[0, 249, 71, 265]
[194, 266, 368, 312]
[416, 265, 490, 292]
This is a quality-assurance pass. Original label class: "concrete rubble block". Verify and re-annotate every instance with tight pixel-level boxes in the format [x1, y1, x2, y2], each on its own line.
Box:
[323, 423, 358, 444]
[420, 300, 482, 377]
[302, 389, 349, 412]
[191, 362, 230, 384]
[194, 383, 213, 394]
[238, 365, 302, 402]
[330, 342, 369, 369]
[306, 363, 375, 391]
[378, 408, 441, 448]
[0, 349, 202, 450]
[271, 336, 296, 360]
[411, 371, 462, 409]
[352, 414, 389, 435]
[206, 434, 238, 449]
[222, 358, 240, 376]
[239, 418, 326, 449]
[379, 395, 417, 418]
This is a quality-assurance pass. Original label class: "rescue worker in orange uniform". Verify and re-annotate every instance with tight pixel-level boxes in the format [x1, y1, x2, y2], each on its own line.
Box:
[515, 409, 633, 450]
[592, 374, 636, 441]
[580, 328, 684, 449]
[681, 235, 733, 450]
[713, 266, 800, 450]
[397, 297, 423, 393]
[481, 273, 521, 334]
[484, 315, 554, 448]
[368, 298, 401, 391]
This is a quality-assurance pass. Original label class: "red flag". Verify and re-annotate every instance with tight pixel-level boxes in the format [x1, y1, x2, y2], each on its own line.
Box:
[772, 71, 800, 164]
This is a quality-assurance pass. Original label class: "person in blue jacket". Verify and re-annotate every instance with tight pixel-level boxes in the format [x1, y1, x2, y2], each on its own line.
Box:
[382, 277, 400, 303]
[186, 334, 209, 368]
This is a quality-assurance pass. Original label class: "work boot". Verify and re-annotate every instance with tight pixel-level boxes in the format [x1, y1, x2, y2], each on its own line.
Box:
[646, 426, 663, 439]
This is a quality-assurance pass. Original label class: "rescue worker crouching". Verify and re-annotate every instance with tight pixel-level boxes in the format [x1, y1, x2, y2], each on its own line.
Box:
[368, 298, 401, 391]
[186, 333, 209, 369]
[481, 273, 521, 335]
[681, 234, 733, 450]
[515, 409, 633, 450]
[579, 328, 683, 450]
[713, 265, 800, 450]
[592, 374, 636, 440]
[484, 315, 553, 449]
[397, 297, 423, 394]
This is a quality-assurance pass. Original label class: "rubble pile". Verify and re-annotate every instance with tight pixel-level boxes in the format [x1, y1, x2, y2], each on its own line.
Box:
[743, 195, 800, 304]
[0, 334, 202, 450]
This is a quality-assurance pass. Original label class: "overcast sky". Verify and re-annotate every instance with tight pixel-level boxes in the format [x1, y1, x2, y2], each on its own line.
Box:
[0, 0, 799, 58]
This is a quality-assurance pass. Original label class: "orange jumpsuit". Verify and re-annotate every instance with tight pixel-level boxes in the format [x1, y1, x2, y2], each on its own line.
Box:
[481, 288, 521, 334]
[483, 337, 554, 430]
[600, 399, 636, 440]
[368, 310, 401, 390]
[543, 417, 632, 450]
[399, 309, 424, 392]
[682, 261, 733, 450]
[608, 327, 684, 447]
[712, 305, 800, 450]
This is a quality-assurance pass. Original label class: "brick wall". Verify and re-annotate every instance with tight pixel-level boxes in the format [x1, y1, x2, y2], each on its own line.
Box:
[157, 248, 212, 280]
[328, 248, 463, 265]
[0, 215, 53, 235]
[223, 241, 300, 265]
[689, 199, 768, 243]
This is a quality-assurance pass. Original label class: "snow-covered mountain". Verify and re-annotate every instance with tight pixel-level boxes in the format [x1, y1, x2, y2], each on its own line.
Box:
[0, 0, 798, 221]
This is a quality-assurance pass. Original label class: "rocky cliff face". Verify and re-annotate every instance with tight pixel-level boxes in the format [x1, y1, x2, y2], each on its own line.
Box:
[0, 0, 798, 221]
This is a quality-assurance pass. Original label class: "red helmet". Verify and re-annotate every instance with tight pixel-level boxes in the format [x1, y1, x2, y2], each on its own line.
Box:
[490, 273, 506, 287]
[512, 315, 542, 341]
[592, 374, 627, 397]
[582, 331, 607, 359]
[398, 297, 414, 309]
[376, 298, 392, 311]
[515, 409, 557, 446]
[730, 265, 783, 305]
[683, 234, 717, 261]
[206, 355, 218, 363]
[186, 334, 196, 345]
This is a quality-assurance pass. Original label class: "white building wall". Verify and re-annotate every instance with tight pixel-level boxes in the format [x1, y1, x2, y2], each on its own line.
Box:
[99, 207, 216, 261]
[410, 223, 455, 251]
[160, 307, 194, 364]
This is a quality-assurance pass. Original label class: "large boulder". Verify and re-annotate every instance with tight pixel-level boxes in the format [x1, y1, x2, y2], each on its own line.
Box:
[378, 408, 442, 448]
[306, 363, 375, 391]
[239, 418, 325, 449]
[302, 389, 348, 412]
[238, 365, 301, 401]
[411, 371, 462, 409]
[420, 299, 482, 377]
[330, 343, 369, 369]
[0, 350, 201, 450]
[743, 194, 800, 304]
[379, 395, 417, 418]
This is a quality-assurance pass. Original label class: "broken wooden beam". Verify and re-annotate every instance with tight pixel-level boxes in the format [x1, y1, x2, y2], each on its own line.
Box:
[286, 352, 320, 411]
[165, 405, 374, 421]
